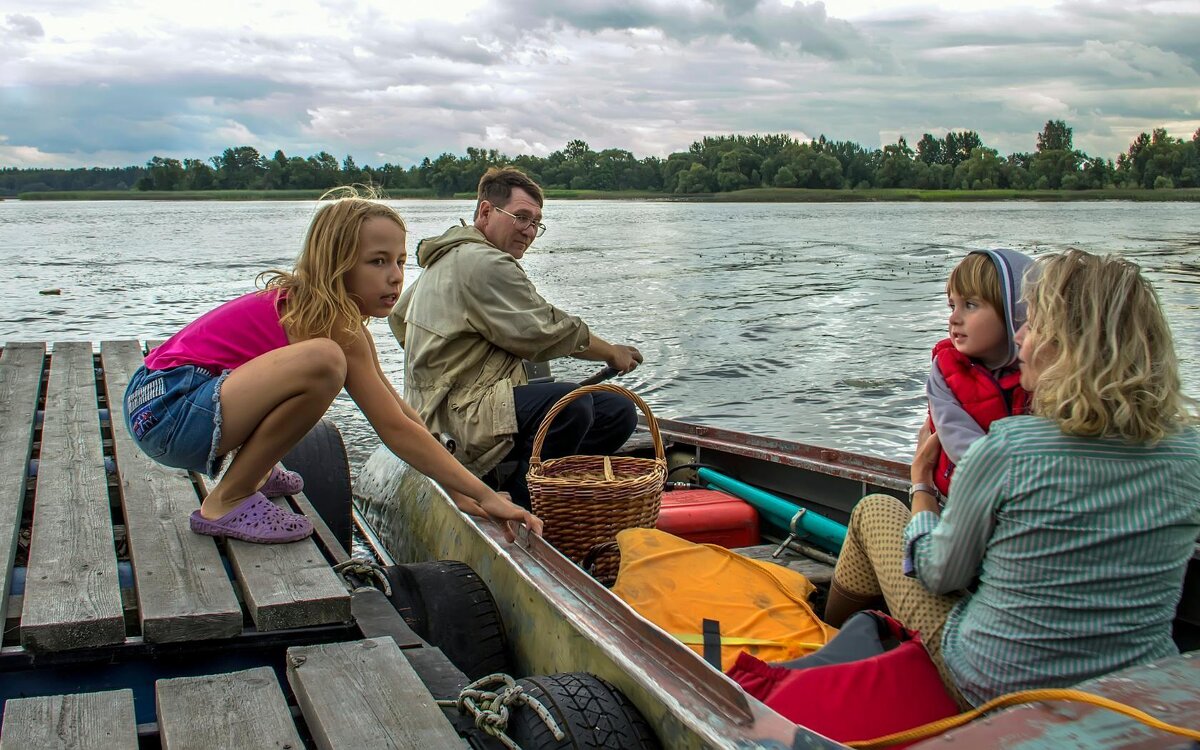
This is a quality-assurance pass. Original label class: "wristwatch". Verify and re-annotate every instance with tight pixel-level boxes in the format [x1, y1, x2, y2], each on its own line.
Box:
[908, 482, 939, 501]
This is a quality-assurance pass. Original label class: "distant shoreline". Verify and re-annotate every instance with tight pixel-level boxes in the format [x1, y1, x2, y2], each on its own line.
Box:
[8, 187, 1200, 202]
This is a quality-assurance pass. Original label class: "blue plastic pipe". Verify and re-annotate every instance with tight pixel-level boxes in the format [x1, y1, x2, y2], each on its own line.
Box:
[697, 467, 847, 554]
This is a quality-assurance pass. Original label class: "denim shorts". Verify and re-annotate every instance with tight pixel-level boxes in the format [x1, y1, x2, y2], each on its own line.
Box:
[123, 364, 231, 477]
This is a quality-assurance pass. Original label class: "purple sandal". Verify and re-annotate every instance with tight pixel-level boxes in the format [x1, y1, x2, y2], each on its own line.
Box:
[260, 465, 304, 497]
[190, 492, 314, 544]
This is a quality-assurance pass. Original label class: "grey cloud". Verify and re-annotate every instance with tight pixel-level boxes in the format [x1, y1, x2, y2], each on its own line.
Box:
[4, 13, 43, 38]
[490, 0, 866, 60]
[359, 20, 501, 66]
[0, 76, 309, 155]
[1, 0, 1197, 170]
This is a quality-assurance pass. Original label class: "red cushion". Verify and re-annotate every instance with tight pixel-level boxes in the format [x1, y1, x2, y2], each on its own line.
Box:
[727, 632, 959, 743]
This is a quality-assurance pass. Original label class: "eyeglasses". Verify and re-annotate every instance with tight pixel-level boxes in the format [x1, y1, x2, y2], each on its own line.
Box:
[493, 205, 547, 238]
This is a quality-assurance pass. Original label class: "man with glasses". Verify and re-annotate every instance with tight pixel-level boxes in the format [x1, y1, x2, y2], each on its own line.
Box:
[390, 167, 643, 508]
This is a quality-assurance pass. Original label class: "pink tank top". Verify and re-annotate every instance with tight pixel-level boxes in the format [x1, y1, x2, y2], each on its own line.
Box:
[146, 290, 290, 373]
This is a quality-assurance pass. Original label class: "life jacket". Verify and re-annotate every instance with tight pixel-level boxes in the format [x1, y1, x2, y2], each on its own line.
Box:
[931, 338, 1028, 496]
[611, 528, 836, 667]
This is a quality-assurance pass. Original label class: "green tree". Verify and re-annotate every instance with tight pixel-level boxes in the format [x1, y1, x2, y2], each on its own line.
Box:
[138, 156, 185, 190]
[953, 147, 1002, 189]
[874, 137, 915, 188]
[675, 163, 716, 193]
[426, 153, 462, 197]
[182, 158, 215, 190]
[306, 152, 342, 188]
[211, 146, 265, 189]
[342, 155, 361, 184]
[262, 150, 290, 189]
[662, 153, 698, 192]
[916, 134, 943, 165]
[1036, 120, 1073, 153]
[715, 146, 760, 191]
[773, 165, 798, 187]
[943, 131, 983, 168]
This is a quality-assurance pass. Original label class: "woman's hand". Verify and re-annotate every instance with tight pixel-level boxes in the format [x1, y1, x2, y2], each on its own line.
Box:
[451, 490, 544, 542]
[911, 428, 941, 487]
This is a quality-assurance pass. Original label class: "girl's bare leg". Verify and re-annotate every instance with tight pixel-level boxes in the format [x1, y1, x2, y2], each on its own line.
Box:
[199, 339, 346, 518]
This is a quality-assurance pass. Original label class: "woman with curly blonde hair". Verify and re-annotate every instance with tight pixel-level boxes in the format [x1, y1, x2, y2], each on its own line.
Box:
[825, 249, 1200, 708]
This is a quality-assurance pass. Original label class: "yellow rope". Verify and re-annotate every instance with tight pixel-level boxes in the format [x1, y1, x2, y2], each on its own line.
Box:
[671, 633, 825, 650]
[846, 687, 1200, 749]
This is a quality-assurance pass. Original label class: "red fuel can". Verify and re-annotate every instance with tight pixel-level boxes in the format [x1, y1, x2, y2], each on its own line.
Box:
[655, 488, 760, 548]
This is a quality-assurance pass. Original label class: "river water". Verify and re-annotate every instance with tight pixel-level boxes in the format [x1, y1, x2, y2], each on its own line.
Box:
[2, 199, 1197, 472]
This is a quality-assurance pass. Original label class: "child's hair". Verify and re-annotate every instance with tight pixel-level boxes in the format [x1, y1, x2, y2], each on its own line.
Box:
[1024, 249, 1197, 442]
[474, 167, 544, 219]
[947, 253, 1005, 323]
[260, 186, 406, 341]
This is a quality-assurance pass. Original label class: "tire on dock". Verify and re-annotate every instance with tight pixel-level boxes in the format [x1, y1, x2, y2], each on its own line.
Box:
[282, 418, 353, 551]
[510, 673, 660, 750]
[383, 560, 512, 679]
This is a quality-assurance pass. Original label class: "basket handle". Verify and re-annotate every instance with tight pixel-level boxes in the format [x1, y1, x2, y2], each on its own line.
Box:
[529, 383, 665, 465]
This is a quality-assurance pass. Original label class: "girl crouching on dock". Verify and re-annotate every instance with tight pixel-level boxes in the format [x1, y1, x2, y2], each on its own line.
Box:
[122, 189, 542, 544]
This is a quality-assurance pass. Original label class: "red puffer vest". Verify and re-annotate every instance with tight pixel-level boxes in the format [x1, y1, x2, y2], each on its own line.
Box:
[931, 338, 1028, 497]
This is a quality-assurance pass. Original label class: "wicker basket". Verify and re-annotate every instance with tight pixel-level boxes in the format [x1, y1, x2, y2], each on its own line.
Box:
[527, 384, 666, 582]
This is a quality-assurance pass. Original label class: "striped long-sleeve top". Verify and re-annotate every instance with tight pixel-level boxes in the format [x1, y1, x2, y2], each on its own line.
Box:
[904, 415, 1200, 706]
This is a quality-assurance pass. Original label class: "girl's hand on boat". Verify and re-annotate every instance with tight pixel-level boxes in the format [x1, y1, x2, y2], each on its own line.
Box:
[911, 430, 940, 486]
[478, 491, 545, 542]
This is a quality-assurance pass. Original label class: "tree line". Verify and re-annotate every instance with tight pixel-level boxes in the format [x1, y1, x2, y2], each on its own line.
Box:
[2, 121, 1197, 196]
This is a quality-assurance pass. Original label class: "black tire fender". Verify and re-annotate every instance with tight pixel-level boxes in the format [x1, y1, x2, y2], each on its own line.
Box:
[281, 417, 352, 551]
[384, 560, 512, 680]
[509, 673, 660, 750]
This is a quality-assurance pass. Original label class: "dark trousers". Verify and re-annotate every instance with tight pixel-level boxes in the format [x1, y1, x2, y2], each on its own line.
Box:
[497, 382, 638, 509]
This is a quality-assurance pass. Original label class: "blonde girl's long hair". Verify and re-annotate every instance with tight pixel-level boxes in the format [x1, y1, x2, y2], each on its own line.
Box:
[1024, 249, 1197, 442]
[259, 186, 406, 342]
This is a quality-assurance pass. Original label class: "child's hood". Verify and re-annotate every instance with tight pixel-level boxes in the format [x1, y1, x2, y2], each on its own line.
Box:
[971, 248, 1034, 368]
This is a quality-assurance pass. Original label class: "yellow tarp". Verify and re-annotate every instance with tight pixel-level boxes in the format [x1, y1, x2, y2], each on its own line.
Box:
[611, 528, 838, 666]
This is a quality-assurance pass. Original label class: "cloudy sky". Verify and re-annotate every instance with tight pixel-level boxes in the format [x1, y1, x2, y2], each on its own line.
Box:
[1, 0, 1197, 169]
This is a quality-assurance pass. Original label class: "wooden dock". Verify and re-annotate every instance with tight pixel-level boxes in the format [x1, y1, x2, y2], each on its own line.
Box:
[0, 341, 473, 748]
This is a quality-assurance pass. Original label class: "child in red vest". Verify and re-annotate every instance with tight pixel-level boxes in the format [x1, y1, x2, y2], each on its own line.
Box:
[927, 249, 1034, 498]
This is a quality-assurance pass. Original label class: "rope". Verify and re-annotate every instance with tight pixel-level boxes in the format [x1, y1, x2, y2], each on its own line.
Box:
[435, 673, 565, 750]
[331, 557, 391, 596]
[671, 633, 825, 649]
[846, 687, 1200, 748]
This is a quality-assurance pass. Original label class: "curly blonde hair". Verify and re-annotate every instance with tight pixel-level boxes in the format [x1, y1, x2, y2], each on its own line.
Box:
[1024, 249, 1196, 442]
[259, 186, 406, 342]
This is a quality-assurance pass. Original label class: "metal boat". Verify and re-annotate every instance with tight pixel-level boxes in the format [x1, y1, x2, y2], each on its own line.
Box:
[353, 416, 1200, 749]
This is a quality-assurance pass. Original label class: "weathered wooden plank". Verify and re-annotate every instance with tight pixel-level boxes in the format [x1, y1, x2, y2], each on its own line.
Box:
[0, 688, 137, 750]
[227, 527, 351, 631]
[286, 637, 466, 749]
[99, 340, 241, 642]
[0, 343, 44, 636]
[21, 342, 124, 651]
[156, 667, 302, 750]
[191, 477, 349, 632]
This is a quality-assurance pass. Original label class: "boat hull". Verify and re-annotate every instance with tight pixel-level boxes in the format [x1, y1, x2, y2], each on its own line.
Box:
[355, 446, 838, 750]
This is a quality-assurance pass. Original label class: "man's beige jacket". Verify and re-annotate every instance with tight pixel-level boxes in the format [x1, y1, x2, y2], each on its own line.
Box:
[389, 225, 591, 475]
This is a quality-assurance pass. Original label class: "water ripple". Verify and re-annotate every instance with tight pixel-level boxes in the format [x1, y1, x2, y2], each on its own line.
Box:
[2, 199, 1197, 474]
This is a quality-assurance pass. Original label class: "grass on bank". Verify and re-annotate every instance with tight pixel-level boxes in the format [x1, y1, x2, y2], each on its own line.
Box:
[15, 188, 437, 201]
[703, 187, 1200, 202]
[12, 187, 1200, 202]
